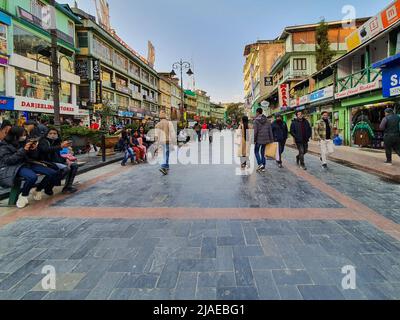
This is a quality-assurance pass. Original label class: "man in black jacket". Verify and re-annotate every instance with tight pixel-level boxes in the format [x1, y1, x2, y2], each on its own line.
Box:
[290, 111, 312, 170]
[379, 108, 400, 165]
[254, 108, 274, 172]
[272, 113, 288, 168]
[38, 128, 78, 193]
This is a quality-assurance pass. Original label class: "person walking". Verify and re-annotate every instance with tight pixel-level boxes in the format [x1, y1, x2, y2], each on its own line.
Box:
[315, 111, 334, 169]
[237, 116, 252, 169]
[253, 108, 274, 173]
[194, 122, 201, 142]
[290, 111, 312, 170]
[271, 113, 288, 169]
[155, 110, 176, 175]
[379, 108, 400, 165]
[201, 122, 208, 142]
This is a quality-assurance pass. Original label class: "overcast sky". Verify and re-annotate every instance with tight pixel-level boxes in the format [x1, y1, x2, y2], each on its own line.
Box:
[68, 0, 386, 103]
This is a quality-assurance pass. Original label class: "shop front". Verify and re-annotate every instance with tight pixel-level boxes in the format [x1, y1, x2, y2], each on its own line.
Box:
[118, 110, 134, 125]
[0, 96, 15, 124]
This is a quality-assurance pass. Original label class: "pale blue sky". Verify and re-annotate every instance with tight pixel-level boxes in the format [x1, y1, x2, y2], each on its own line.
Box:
[68, 0, 386, 102]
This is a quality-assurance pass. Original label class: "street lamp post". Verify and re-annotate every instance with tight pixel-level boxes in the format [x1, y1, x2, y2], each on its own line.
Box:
[170, 60, 193, 125]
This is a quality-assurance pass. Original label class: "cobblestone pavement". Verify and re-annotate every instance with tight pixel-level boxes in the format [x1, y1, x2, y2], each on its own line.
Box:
[0, 142, 399, 300]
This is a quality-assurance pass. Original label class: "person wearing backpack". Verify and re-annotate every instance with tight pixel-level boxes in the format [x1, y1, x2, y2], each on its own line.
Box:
[379, 108, 400, 165]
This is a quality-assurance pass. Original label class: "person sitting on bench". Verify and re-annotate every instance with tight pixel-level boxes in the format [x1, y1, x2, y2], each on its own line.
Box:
[38, 127, 79, 194]
[0, 127, 60, 209]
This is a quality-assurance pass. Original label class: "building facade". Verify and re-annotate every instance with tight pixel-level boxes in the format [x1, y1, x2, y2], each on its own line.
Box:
[72, 4, 160, 125]
[210, 102, 225, 122]
[195, 89, 210, 120]
[0, 0, 82, 124]
[184, 89, 197, 121]
[158, 75, 172, 120]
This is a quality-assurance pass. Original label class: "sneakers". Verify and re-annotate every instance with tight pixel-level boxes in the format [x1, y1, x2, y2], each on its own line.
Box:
[260, 166, 266, 172]
[301, 165, 307, 171]
[384, 161, 393, 166]
[159, 168, 168, 175]
[62, 187, 78, 194]
[257, 165, 266, 173]
[32, 189, 43, 201]
[16, 195, 29, 209]
[121, 163, 127, 166]
[278, 163, 283, 169]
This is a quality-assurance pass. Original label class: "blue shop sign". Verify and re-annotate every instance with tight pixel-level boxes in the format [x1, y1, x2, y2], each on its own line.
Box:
[118, 111, 134, 117]
[0, 11, 12, 26]
[382, 65, 400, 98]
[0, 97, 14, 111]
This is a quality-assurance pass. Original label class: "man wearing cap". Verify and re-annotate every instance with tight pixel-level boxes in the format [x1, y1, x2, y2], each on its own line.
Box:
[379, 108, 400, 165]
[271, 113, 288, 168]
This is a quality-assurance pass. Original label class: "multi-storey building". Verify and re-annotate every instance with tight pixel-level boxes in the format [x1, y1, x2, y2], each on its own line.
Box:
[210, 102, 225, 122]
[195, 89, 210, 120]
[184, 89, 197, 121]
[259, 18, 368, 119]
[158, 75, 172, 120]
[0, 0, 82, 124]
[243, 40, 285, 114]
[72, 4, 160, 125]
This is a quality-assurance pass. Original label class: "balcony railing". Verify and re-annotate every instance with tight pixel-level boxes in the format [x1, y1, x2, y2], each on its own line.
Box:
[337, 67, 382, 92]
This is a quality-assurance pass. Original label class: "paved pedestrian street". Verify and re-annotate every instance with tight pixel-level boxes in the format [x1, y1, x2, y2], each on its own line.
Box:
[1, 144, 400, 301]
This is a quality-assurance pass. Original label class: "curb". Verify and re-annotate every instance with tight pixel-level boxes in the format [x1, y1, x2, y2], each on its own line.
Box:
[0, 156, 124, 202]
[288, 145, 400, 183]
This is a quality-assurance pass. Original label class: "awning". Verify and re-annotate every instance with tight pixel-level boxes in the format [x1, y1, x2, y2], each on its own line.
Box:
[373, 53, 400, 69]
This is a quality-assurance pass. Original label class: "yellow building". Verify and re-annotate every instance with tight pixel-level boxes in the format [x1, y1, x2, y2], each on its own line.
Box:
[243, 40, 285, 113]
[184, 90, 197, 121]
[158, 76, 172, 120]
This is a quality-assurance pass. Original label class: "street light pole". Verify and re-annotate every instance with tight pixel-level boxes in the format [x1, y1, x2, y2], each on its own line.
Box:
[171, 60, 193, 126]
[48, 0, 61, 129]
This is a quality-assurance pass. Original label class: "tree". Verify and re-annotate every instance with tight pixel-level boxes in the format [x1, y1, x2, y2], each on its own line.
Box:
[226, 103, 245, 124]
[316, 19, 334, 70]
[95, 98, 115, 132]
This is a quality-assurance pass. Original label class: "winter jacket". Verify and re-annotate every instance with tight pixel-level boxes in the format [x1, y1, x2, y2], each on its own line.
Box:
[315, 119, 333, 141]
[253, 115, 274, 145]
[0, 141, 28, 188]
[272, 120, 288, 142]
[155, 119, 176, 144]
[380, 114, 400, 136]
[290, 118, 312, 144]
[38, 137, 65, 164]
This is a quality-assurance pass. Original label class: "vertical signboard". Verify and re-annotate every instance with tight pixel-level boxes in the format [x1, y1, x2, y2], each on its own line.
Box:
[92, 59, 101, 81]
[279, 84, 289, 109]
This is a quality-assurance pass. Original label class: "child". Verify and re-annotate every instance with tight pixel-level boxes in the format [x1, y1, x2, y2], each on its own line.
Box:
[60, 147, 78, 166]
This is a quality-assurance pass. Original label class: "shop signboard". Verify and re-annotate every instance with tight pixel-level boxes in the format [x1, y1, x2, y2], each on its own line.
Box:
[264, 76, 274, 87]
[95, 81, 102, 104]
[346, 0, 400, 52]
[0, 97, 14, 111]
[92, 59, 101, 81]
[382, 65, 400, 97]
[335, 80, 381, 99]
[279, 84, 289, 109]
[14, 97, 79, 115]
[290, 95, 309, 108]
[309, 86, 334, 103]
[118, 111, 134, 117]
[76, 60, 89, 79]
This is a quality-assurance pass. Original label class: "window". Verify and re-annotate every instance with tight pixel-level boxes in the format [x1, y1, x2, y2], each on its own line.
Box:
[129, 62, 140, 77]
[31, 0, 46, 19]
[142, 70, 150, 83]
[0, 66, 5, 96]
[77, 32, 88, 48]
[0, 24, 7, 55]
[101, 69, 112, 87]
[15, 67, 72, 103]
[293, 58, 307, 70]
[130, 81, 140, 93]
[93, 36, 112, 61]
[102, 90, 114, 104]
[68, 21, 74, 38]
[14, 26, 50, 64]
[114, 51, 128, 71]
[116, 94, 129, 108]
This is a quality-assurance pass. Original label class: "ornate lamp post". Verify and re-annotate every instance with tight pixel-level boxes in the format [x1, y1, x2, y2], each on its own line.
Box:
[170, 60, 194, 125]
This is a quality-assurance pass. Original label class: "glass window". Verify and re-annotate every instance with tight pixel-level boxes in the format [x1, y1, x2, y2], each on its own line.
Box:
[293, 58, 307, 71]
[93, 36, 112, 61]
[77, 32, 88, 48]
[114, 51, 128, 71]
[14, 26, 50, 64]
[129, 62, 140, 77]
[15, 67, 72, 103]
[102, 90, 114, 104]
[31, 0, 46, 19]
[142, 70, 150, 83]
[68, 21, 74, 38]
[0, 66, 5, 96]
[0, 24, 7, 55]
[101, 69, 112, 87]
[116, 94, 129, 108]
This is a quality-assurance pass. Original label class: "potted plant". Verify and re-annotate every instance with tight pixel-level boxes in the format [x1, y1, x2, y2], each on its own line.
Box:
[94, 99, 120, 156]
[61, 125, 102, 150]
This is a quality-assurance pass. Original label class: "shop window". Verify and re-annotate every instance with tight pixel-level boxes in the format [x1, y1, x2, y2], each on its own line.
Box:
[93, 36, 112, 61]
[116, 94, 129, 108]
[102, 90, 114, 104]
[129, 62, 140, 77]
[60, 82, 72, 103]
[31, 0, 46, 20]
[0, 66, 5, 96]
[0, 24, 7, 55]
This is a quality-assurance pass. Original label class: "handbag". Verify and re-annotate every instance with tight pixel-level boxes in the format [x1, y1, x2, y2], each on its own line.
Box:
[265, 142, 279, 160]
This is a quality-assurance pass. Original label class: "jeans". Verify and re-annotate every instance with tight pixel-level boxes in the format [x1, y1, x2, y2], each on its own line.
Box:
[161, 144, 170, 169]
[122, 148, 135, 165]
[384, 134, 400, 162]
[296, 143, 309, 166]
[18, 164, 60, 197]
[255, 144, 267, 167]
[320, 140, 334, 164]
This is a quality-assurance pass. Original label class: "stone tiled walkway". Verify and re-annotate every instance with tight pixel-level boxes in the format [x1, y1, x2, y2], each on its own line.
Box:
[0, 142, 400, 300]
